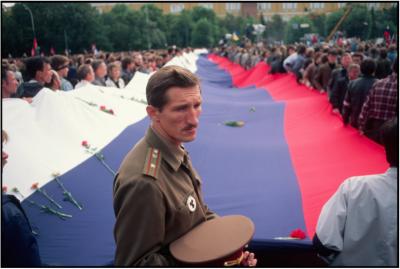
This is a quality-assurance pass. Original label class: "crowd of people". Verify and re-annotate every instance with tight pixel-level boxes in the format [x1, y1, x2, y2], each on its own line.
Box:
[214, 38, 398, 145]
[2, 36, 398, 267]
[1, 46, 192, 101]
[213, 38, 398, 266]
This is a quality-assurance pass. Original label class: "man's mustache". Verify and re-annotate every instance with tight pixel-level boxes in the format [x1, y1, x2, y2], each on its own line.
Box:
[182, 124, 197, 131]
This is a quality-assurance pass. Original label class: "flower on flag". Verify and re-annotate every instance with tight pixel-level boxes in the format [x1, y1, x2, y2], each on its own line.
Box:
[12, 187, 25, 199]
[223, 120, 245, 127]
[99, 105, 115, 115]
[53, 172, 83, 210]
[290, 229, 306, 240]
[81, 140, 116, 176]
[2, 186, 7, 193]
[31, 182, 63, 209]
[273, 228, 307, 240]
[129, 96, 147, 104]
[29, 200, 72, 220]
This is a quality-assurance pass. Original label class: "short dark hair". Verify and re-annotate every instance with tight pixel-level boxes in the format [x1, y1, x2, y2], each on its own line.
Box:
[92, 60, 105, 72]
[25, 56, 50, 80]
[380, 117, 398, 167]
[146, 65, 200, 110]
[352, 52, 364, 61]
[121, 57, 133, 70]
[379, 48, 387, 59]
[320, 54, 328, 64]
[297, 44, 306, 55]
[328, 49, 337, 56]
[51, 55, 69, 71]
[360, 58, 376, 76]
[77, 64, 92, 81]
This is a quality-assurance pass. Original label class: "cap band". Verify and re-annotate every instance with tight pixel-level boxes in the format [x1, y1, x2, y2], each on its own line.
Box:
[224, 252, 244, 267]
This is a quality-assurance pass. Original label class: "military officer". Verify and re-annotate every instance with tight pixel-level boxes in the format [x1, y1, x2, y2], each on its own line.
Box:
[113, 65, 256, 266]
[113, 65, 213, 266]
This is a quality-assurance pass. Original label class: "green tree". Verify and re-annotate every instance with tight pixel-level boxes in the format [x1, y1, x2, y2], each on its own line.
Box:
[342, 4, 371, 39]
[325, 9, 344, 39]
[6, 3, 109, 56]
[218, 13, 249, 38]
[169, 10, 193, 47]
[308, 13, 326, 37]
[192, 18, 213, 48]
[372, 5, 398, 39]
[284, 16, 314, 43]
[101, 4, 135, 51]
[266, 14, 286, 41]
[190, 7, 220, 45]
[368, 8, 378, 39]
[2, 6, 19, 57]
[191, 6, 216, 24]
[326, 4, 372, 40]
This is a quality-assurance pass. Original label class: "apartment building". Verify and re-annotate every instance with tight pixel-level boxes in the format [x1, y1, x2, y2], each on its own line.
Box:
[92, 2, 397, 21]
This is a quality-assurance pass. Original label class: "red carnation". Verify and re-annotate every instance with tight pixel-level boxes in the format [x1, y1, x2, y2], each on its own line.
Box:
[109, 109, 114, 115]
[2, 186, 7, 193]
[81, 140, 89, 147]
[31, 182, 39, 190]
[290, 229, 306, 239]
[100, 105, 106, 110]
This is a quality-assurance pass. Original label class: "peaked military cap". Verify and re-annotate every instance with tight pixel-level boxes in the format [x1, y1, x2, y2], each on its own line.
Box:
[170, 215, 255, 266]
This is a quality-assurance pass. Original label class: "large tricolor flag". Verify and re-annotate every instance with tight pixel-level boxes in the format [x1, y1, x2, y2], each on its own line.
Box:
[2, 51, 387, 266]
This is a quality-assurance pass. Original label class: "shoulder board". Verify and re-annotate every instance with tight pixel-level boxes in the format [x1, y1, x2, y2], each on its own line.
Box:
[143, 147, 162, 179]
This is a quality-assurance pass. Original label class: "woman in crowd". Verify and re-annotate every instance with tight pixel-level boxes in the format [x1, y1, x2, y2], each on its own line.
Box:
[105, 62, 125, 89]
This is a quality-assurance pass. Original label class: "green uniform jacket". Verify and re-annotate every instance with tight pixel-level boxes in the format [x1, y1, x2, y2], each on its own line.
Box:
[113, 127, 216, 266]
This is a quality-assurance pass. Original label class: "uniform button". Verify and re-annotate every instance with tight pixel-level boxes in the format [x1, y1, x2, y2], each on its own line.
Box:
[153, 149, 159, 153]
[152, 153, 158, 158]
[150, 164, 156, 168]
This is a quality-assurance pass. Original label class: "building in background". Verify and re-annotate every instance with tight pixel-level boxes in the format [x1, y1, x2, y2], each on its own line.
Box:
[92, 2, 397, 21]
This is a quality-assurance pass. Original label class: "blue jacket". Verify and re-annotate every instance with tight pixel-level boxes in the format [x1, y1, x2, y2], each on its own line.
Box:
[1, 194, 42, 267]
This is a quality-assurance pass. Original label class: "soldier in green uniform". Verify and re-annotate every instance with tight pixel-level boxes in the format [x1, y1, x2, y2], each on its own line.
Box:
[113, 65, 257, 266]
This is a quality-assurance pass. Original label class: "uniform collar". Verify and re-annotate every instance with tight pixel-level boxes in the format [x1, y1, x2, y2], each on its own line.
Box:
[145, 127, 186, 172]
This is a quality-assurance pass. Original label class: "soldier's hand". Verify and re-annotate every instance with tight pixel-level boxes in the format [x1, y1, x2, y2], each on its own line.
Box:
[241, 251, 257, 267]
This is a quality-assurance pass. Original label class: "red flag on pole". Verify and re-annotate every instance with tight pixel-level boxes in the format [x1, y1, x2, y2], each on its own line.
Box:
[33, 37, 38, 49]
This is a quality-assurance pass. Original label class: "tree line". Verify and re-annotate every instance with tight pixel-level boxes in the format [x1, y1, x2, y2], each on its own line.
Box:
[2, 3, 397, 57]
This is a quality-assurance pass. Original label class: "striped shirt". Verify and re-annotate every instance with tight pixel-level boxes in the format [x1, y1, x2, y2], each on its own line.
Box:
[359, 73, 398, 131]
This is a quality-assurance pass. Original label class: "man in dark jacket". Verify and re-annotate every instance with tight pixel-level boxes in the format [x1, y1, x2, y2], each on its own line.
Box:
[15, 56, 52, 98]
[121, 57, 135, 85]
[313, 49, 337, 93]
[342, 59, 376, 128]
[375, 48, 392, 79]
[328, 53, 352, 114]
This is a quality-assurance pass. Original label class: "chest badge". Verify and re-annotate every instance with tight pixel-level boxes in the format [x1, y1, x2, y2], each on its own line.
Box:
[186, 195, 196, 212]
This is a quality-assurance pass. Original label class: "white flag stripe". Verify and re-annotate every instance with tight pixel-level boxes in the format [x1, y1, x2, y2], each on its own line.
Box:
[2, 51, 206, 198]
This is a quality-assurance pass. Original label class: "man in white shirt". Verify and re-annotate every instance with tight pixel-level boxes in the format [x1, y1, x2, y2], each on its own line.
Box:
[313, 118, 398, 266]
